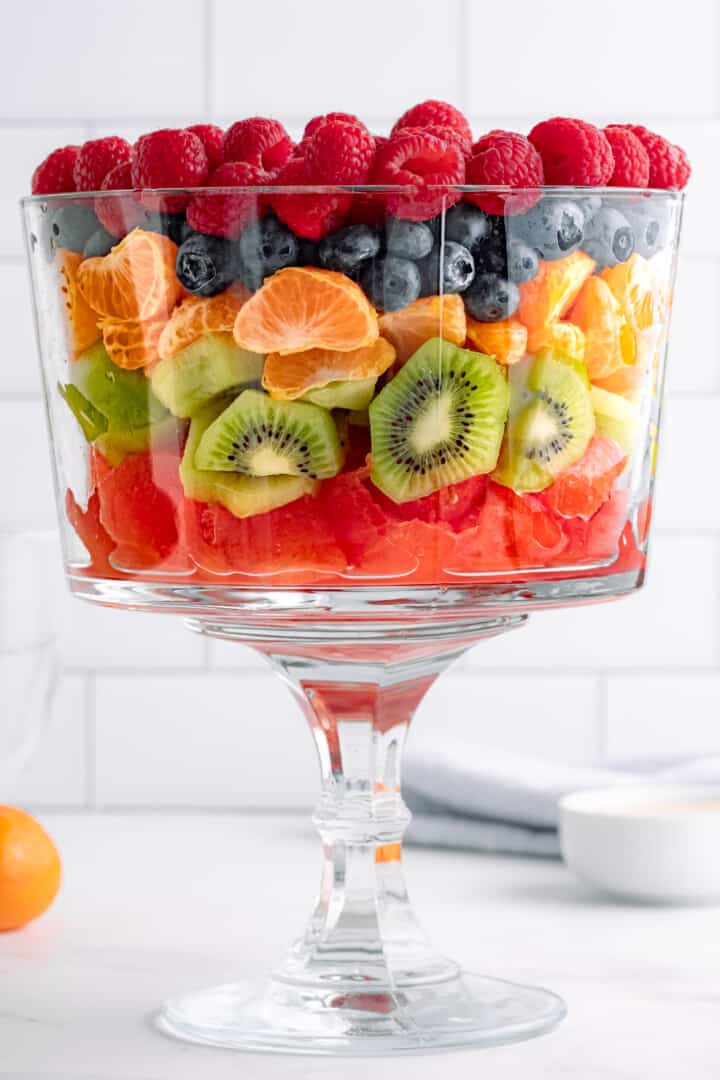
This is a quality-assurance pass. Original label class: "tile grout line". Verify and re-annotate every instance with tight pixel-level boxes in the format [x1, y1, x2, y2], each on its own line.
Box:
[84, 673, 97, 809]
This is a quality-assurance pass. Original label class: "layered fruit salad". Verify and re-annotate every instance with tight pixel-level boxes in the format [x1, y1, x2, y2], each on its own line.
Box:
[27, 102, 689, 585]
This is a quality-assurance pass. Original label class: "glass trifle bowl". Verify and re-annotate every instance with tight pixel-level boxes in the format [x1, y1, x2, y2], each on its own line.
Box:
[22, 182, 682, 1054]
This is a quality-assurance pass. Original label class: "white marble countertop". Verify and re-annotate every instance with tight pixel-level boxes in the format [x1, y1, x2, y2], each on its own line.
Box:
[1, 811, 719, 1078]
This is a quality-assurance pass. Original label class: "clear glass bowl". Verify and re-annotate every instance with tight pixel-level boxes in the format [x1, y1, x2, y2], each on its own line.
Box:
[22, 184, 683, 1055]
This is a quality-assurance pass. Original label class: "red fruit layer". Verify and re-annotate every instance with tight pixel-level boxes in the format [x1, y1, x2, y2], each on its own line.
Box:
[528, 117, 615, 186]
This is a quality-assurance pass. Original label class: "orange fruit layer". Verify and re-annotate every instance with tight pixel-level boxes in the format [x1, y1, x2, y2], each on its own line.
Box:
[0, 806, 61, 931]
[567, 276, 636, 380]
[100, 315, 166, 371]
[378, 294, 466, 366]
[77, 229, 181, 322]
[541, 321, 586, 363]
[517, 251, 595, 353]
[600, 254, 657, 333]
[234, 267, 378, 355]
[465, 317, 527, 365]
[58, 249, 101, 357]
[263, 337, 396, 399]
[158, 284, 250, 360]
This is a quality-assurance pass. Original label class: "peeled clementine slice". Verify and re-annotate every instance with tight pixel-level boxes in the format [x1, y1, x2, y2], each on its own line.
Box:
[77, 229, 181, 322]
[517, 251, 595, 353]
[542, 321, 586, 364]
[58, 249, 101, 357]
[263, 337, 396, 399]
[600, 254, 656, 333]
[234, 267, 378, 355]
[100, 316, 166, 371]
[465, 317, 527, 365]
[378, 294, 466, 366]
[567, 276, 636, 381]
[158, 284, 250, 361]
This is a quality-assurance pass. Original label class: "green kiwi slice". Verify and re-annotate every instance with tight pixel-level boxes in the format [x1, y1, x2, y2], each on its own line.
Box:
[368, 337, 509, 503]
[591, 386, 636, 454]
[194, 388, 344, 480]
[150, 332, 264, 418]
[493, 352, 595, 493]
[300, 376, 377, 411]
[68, 341, 167, 432]
[180, 402, 316, 518]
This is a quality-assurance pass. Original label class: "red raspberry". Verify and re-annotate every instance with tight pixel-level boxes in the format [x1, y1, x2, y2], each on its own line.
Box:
[465, 130, 544, 215]
[370, 131, 465, 220]
[222, 117, 293, 174]
[303, 112, 366, 141]
[305, 120, 375, 184]
[603, 126, 650, 188]
[131, 128, 209, 211]
[73, 136, 132, 192]
[95, 162, 144, 237]
[528, 117, 614, 185]
[270, 156, 350, 240]
[620, 125, 690, 190]
[401, 124, 472, 159]
[31, 145, 80, 195]
[187, 162, 268, 239]
[392, 100, 472, 145]
[186, 124, 225, 171]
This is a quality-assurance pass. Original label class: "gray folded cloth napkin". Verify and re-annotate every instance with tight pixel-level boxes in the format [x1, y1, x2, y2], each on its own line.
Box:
[403, 747, 720, 857]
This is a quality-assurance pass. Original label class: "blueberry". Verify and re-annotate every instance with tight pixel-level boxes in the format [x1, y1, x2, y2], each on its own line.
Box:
[141, 210, 192, 246]
[176, 233, 236, 296]
[582, 207, 634, 269]
[515, 199, 584, 260]
[464, 274, 520, 322]
[418, 241, 475, 295]
[361, 256, 421, 312]
[444, 203, 492, 253]
[296, 238, 319, 266]
[578, 196, 602, 226]
[319, 224, 380, 276]
[237, 215, 298, 289]
[385, 218, 434, 260]
[620, 200, 672, 258]
[48, 205, 100, 253]
[506, 240, 539, 284]
[83, 227, 116, 258]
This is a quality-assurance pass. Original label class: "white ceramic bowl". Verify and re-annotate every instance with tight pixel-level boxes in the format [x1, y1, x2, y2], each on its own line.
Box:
[559, 786, 720, 905]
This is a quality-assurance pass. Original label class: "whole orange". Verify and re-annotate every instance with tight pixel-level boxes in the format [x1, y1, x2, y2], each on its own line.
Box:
[0, 806, 61, 931]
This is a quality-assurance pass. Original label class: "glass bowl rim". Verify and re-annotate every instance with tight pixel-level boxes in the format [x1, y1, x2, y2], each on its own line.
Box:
[20, 185, 685, 206]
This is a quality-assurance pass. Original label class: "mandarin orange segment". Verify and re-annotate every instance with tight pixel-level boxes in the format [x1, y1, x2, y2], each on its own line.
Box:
[57, 249, 101, 357]
[600, 254, 656, 333]
[378, 294, 466, 366]
[567, 276, 636, 381]
[542, 321, 586, 364]
[77, 228, 181, 322]
[517, 251, 595, 353]
[100, 316, 166, 371]
[263, 337, 396, 399]
[157, 284, 250, 361]
[233, 267, 378, 356]
[465, 317, 527, 365]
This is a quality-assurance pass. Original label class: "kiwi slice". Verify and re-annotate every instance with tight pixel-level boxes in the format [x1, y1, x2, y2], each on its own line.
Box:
[180, 402, 315, 518]
[591, 386, 636, 454]
[493, 353, 595, 493]
[96, 416, 186, 467]
[194, 388, 344, 480]
[150, 332, 264, 418]
[368, 337, 509, 503]
[301, 377, 377, 411]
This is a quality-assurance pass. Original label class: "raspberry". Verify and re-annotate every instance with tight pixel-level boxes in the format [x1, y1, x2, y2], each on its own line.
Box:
[528, 117, 614, 185]
[73, 136, 132, 192]
[270, 156, 350, 240]
[465, 130, 544, 215]
[370, 131, 465, 221]
[31, 145, 80, 195]
[131, 128, 209, 211]
[95, 162, 144, 237]
[303, 112, 366, 141]
[603, 126, 650, 188]
[392, 100, 472, 145]
[186, 124, 225, 171]
[186, 162, 268, 239]
[620, 125, 690, 190]
[305, 120, 375, 184]
[401, 124, 472, 159]
[222, 117, 293, 174]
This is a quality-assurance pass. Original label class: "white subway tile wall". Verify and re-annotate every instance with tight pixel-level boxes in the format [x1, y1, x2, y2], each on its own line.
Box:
[3, 0, 718, 809]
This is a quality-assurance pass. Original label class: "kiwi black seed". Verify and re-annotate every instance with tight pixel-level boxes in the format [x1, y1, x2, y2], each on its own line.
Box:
[368, 337, 510, 503]
[193, 388, 344, 480]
